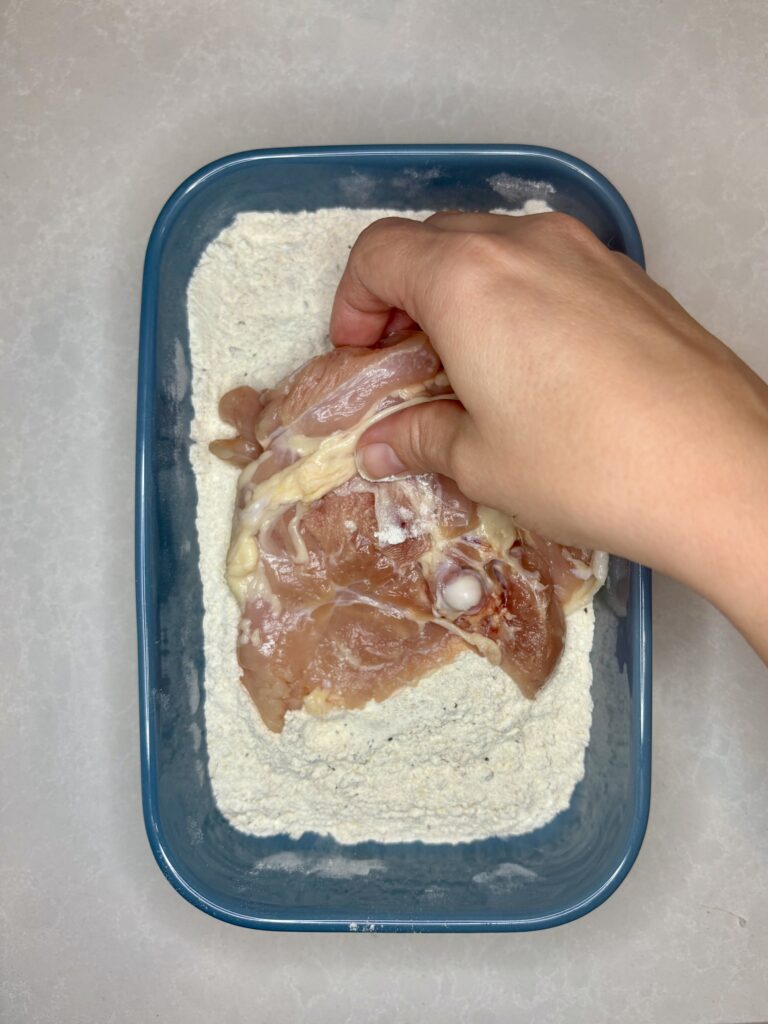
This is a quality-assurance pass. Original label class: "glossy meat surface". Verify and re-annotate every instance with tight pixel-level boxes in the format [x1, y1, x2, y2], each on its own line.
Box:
[212, 332, 606, 732]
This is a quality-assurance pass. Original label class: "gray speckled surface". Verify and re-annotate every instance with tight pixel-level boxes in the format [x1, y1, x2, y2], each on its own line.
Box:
[2, 1, 767, 1021]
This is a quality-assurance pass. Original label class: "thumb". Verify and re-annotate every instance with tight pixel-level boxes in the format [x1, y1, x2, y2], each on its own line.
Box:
[356, 399, 471, 483]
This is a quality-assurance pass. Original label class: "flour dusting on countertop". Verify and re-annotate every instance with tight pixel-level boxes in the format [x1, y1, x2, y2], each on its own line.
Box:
[187, 204, 595, 845]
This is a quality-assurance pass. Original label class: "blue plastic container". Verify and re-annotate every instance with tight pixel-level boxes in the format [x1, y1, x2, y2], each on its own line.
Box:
[136, 144, 651, 931]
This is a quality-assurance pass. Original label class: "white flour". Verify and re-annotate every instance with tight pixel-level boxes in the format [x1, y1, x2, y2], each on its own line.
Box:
[187, 204, 594, 845]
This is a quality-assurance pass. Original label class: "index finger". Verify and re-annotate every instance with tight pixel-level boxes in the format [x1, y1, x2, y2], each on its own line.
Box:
[329, 216, 438, 347]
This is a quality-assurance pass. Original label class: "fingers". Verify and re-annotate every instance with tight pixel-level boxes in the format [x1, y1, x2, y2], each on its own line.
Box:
[330, 210, 555, 349]
[356, 398, 476, 488]
[330, 217, 437, 347]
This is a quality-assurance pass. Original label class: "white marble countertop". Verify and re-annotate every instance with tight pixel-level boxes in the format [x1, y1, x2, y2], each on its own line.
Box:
[3, 1, 767, 1021]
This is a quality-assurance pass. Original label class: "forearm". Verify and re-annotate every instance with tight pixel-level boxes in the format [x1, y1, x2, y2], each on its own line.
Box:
[690, 430, 768, 661]
[651, 356, 768, 660]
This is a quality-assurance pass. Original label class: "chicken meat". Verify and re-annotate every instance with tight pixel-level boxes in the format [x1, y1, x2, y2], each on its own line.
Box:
[211, 332, 606, 732]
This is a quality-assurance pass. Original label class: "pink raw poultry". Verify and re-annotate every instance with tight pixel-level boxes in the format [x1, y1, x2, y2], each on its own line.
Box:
[211, 332, 606, 732]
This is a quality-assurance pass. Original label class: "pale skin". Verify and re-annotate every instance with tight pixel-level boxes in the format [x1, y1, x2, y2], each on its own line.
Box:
[329, 211, 768, 662]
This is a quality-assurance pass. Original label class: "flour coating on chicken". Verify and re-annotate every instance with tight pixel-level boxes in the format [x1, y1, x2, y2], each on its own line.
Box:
[212, 332, 606, 732]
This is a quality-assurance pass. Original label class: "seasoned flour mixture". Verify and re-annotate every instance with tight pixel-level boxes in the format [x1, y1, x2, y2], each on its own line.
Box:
[188, 204, 595, 845]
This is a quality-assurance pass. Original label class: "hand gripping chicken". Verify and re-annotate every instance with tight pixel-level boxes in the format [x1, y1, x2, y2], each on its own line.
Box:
[211, 332, 607, 732]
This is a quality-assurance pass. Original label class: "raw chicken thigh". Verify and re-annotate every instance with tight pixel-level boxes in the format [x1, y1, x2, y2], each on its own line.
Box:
[211, 332, 606, 732]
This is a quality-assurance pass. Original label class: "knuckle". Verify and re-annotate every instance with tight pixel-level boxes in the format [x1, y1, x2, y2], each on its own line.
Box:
[351, 217, 423, 300]
[540, 210, 596, 246]
[459, 230, 509, 264]
[359, 216, 413, 245]
[404, 410, 433, 470]
[449, 434, 482, 495]
[440, 231, 515, 290]
[424, 209, 463, 227]
[403, 404, 478, 492]
[353, 217, 414, 265]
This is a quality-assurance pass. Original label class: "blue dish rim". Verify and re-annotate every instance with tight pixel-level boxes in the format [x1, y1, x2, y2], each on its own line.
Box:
[136, 143, 652, 932]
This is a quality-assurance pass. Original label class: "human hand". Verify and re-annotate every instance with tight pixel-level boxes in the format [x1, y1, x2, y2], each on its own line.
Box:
[330, 211, 768, 657]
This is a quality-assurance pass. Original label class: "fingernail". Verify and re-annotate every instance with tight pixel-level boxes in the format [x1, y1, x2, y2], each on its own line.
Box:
[356, 443, 408, 481]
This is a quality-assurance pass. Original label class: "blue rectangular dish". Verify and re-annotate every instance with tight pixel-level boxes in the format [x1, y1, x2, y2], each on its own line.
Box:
[136, 144, 651, 931]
